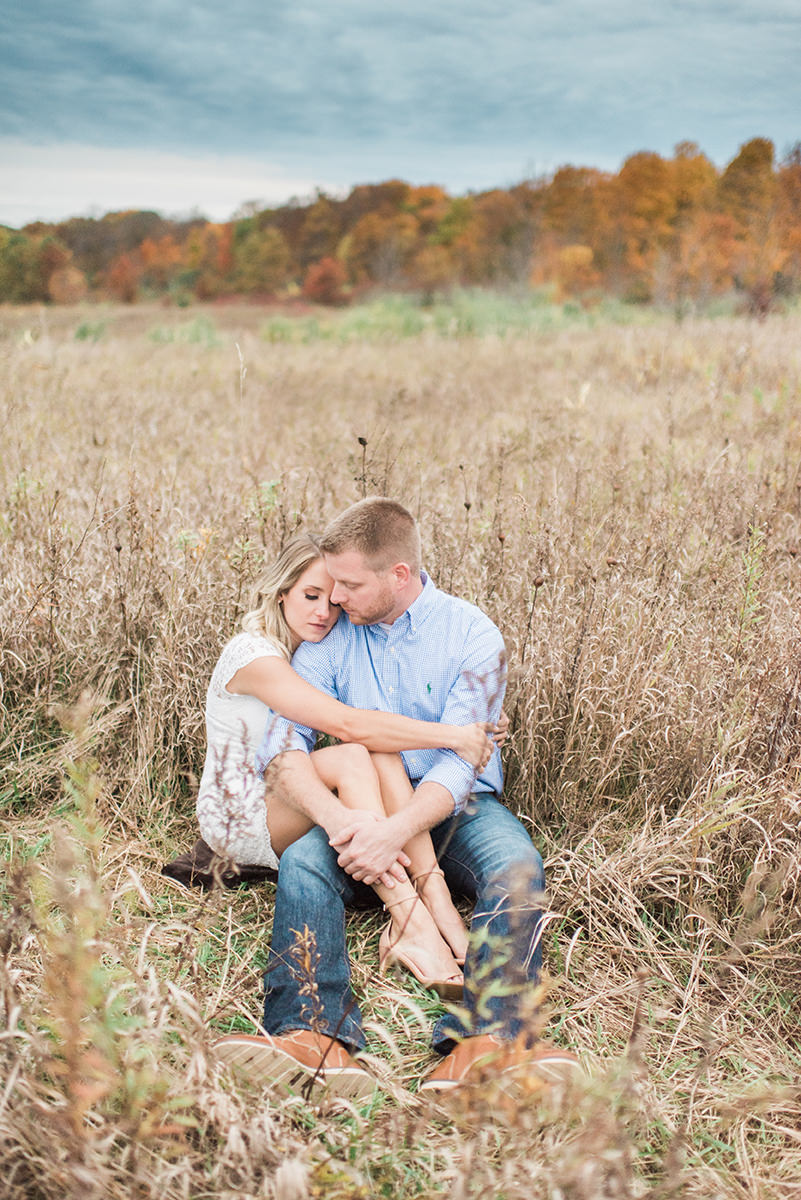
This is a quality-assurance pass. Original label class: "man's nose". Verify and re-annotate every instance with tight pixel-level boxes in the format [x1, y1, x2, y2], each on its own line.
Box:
[330, 582, 346, 606]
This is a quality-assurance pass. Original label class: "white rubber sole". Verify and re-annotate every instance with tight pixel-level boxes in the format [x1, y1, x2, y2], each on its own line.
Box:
[419, 1050, 583, 1094]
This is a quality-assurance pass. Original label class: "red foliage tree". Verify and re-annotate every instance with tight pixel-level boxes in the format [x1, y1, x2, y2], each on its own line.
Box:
[302, 256, 348, 305]
[106, 252, 142, 303]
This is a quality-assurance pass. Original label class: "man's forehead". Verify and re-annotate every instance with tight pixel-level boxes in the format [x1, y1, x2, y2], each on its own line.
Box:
[323, 547, 374, 578]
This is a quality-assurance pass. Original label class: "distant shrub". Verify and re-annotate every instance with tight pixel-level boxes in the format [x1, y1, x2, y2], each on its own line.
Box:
[302, 256, 348, 306]
[74, 320, 106, 342]
[258, 288, 655, 345]
[260, 316, 296, 342]
[148, 315, 220, 347]
[182, 316, 219, 344]
[48, 265, 89, 304]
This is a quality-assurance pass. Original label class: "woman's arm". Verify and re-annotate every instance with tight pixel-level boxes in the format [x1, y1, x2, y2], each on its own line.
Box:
[229, 655, 494, 767]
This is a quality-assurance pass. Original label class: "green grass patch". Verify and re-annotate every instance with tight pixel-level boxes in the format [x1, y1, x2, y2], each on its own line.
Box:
[258, 288, 654, 345]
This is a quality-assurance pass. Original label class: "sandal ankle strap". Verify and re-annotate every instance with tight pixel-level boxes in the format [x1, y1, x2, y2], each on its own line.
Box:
[411, 866, 446, 888]
[383, 894, 419, 912]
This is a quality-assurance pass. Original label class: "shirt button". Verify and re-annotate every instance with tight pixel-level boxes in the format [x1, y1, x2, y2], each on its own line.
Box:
[389, 686, 394, 693]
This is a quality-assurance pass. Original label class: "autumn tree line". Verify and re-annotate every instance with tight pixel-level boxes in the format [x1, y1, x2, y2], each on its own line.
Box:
[2, 138, 800, 313]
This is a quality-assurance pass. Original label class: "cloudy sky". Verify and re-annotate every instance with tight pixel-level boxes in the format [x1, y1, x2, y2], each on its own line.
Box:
[1, 0, 799, 228]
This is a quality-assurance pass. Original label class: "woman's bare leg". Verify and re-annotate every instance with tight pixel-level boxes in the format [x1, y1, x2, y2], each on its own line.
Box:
[370, 752, 469, 963]
[266, 743, 463, 987]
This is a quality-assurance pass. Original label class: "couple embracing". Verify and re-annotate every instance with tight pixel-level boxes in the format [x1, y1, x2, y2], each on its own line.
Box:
[201, 497, 578, 1097]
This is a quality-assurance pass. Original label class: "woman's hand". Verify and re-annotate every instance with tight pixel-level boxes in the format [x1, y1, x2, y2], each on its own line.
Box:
[449, 709, 510, 769]
[449, 722, 496, 770]
[493, 708, 510, 748]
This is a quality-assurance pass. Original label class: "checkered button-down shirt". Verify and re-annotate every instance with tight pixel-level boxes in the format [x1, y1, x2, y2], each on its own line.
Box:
[255, 573, 506, 813]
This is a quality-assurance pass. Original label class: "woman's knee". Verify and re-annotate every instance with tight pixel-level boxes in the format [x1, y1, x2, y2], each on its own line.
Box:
[315, 742, 376, 791]
[333, 742, 373, 773]
[370, 750, 402, 772]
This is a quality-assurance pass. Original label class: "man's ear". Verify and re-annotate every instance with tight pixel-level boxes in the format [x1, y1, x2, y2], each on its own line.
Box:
[390, 562, 411, 588]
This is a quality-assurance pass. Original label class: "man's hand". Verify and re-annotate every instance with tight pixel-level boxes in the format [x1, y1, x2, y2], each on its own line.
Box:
[329, 811, 410, 887]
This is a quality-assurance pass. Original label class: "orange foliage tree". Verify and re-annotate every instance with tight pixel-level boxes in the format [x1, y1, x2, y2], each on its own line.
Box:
[667, 212, 738, 309]
[404, 186, 450, 235]
[48, 265, 88, 303]
[554, 245, 600, 300]
[718, 138, 783, 313]
[408, 244, 456, 299]
[542, 165, 605, 245]
[183, 223, 234, 298]
[296, 195, 343, 271]
[12, 136, 801, 310]
[344, 211, 419, 285]
[458, 189, 533, 284]
[776, 144, 801, 294]
[0, 231, 72, 302]
[604, 152, 678, 301]
[139, 234, 182, 290]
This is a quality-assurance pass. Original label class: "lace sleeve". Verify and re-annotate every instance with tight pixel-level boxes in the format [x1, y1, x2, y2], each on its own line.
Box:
[211, 633, 283, 698]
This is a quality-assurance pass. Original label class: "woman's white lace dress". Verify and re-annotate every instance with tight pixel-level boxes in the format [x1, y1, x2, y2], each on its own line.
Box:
[196, 631, 282, 868]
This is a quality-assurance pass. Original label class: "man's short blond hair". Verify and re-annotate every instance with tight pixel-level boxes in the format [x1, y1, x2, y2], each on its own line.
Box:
[319, 497, 421, 574]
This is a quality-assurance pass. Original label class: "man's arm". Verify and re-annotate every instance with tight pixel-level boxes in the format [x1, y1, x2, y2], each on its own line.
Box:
[331, 614, 507, 883]
[272, 751, 352, 837]
[414, 617, 507, 810]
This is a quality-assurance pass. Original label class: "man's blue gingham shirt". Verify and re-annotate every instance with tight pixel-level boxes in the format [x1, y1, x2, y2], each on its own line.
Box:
[255, 573, 506, 813]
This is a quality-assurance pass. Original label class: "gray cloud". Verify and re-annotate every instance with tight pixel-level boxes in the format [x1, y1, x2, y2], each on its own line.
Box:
[1, 0, 799, 225]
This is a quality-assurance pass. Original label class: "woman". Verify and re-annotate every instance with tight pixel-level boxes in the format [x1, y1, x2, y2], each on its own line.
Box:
[197, 534, 500, 998]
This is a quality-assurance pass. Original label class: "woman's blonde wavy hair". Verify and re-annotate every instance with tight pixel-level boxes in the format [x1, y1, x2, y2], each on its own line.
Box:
[241, 533, 323, 658]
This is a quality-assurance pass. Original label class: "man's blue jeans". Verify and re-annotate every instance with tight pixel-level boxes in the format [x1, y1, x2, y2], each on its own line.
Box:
[262, 794, 546, 1054]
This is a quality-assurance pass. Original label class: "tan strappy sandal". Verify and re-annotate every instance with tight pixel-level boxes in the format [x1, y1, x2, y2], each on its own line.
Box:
[411, 865, 469, 966]
[378, 897, 463, 1002]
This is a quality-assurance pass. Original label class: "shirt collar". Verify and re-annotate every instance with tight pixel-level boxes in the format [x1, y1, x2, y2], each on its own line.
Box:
[403, 572, 437, 636]
[364, 572, 437, 638]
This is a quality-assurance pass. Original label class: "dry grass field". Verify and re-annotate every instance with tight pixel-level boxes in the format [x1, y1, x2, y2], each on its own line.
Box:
[1, 299, 800, 1198]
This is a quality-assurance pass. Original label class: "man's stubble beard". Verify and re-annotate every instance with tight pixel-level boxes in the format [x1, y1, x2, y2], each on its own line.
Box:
[346, 580, 397, 625]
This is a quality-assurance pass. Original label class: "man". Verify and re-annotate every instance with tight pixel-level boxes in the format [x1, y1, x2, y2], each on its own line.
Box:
[215, 498, 578, 1096]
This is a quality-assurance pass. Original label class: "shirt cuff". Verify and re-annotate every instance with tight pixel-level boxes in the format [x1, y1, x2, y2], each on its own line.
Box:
[255, 724, 311, 775]
[418, 760, 476, 814]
